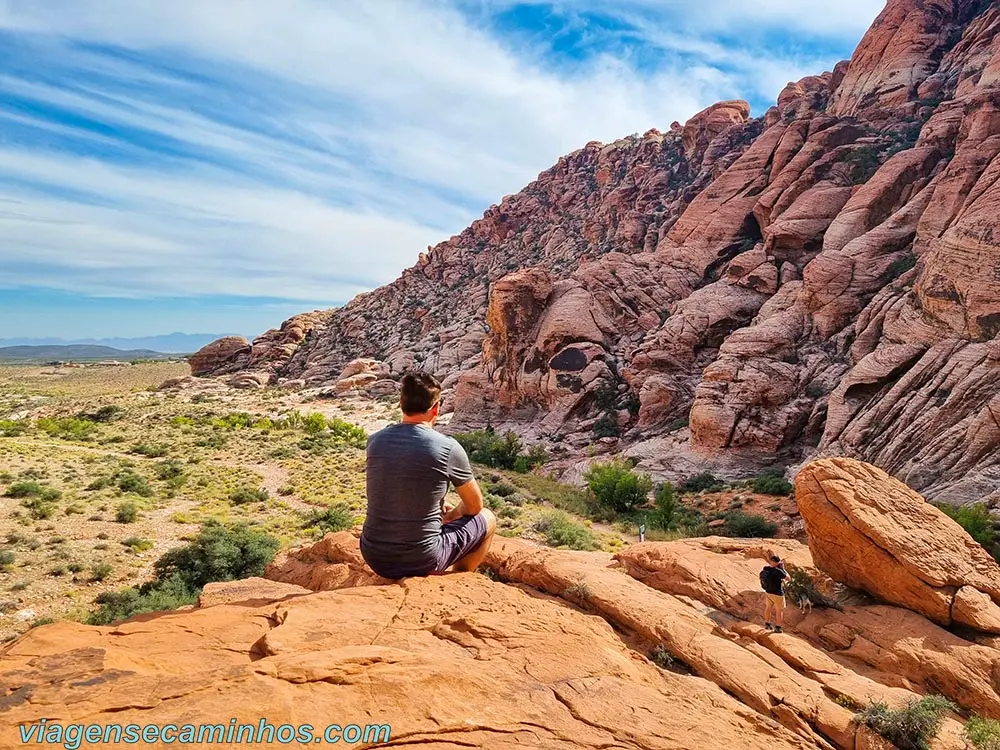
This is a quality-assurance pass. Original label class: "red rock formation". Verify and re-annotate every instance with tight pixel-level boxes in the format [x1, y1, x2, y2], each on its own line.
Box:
[193, 0, 1000, 501]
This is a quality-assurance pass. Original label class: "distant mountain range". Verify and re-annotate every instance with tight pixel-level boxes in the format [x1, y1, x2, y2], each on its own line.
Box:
[0, 345, 178, 362]
[0, 333, 240, 353]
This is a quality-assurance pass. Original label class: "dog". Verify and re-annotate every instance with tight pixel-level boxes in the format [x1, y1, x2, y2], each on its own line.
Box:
[797, 593, 813, 614]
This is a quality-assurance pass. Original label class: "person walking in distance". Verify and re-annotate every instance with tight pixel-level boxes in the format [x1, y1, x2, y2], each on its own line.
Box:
[760, 555, 789, 632]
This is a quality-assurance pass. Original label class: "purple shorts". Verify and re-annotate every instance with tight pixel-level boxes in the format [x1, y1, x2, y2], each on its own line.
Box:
[361, 513, 490, 579]
[432, 513, 489, 572]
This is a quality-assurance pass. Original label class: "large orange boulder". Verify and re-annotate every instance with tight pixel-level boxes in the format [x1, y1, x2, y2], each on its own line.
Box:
[0, 572, 817, 750]
[796, 457, 1000, 632]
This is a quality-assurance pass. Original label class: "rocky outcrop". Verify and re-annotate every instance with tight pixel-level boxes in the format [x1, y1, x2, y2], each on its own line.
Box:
[191, 0, 1000, 501]
[188, 336, 250, 376]
[13, 504, 1000, 749]
[263, 531, 391, 589]
[796, 457, 1000, 633]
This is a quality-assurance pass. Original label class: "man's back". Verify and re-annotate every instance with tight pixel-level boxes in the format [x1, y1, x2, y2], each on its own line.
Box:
[761, 565, 787, 595]
[361, 422, 473, 577]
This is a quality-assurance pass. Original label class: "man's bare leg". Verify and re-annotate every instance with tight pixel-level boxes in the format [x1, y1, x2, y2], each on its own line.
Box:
[451, 509, 497, 572]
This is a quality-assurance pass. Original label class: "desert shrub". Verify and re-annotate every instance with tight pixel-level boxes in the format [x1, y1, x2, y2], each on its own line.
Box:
[152, 521, 280, 591]
[196, 432, 227, 449]
[965, 714, 1000, 750]
[302, 504, 355, 536]
[303, 412, 328, 434]
[0, 550, 14, 569]
[277, 484, 295, 496]
[37, 416, 97, 441]
[512, 443, 548, 473]
[81, 405, 123, 423]
[667, 417, 689, 432]
[679, 473, 726, 494]
[751, 468, 793, 496]
[115, 501, 140, 524]
[0, 419, 28, 437]
[88, 574, 197, 626]
[489, 480, 518, 497]
[154, 460, 185, 481]
[122, 537, 154, 552]
[90, 561, 114, 582]
[583, 459, 652, 514]
[326, 417, 367, 448]
[853, 695, 956, 750]
[592, 412, 620, 438]
[936, 503, 998, 559]
[885, 253, 917, 281]
[67, 562, 85, 573]
[48, 565, 68, 577]
[454, 429, 523, 470]
[650, 482, 677, 530]
[533, 511, 597, 551]
[650, 646, 674, 669]
[5, 481, 60, 500]
[722, 511, 778, 538]
[213, 412, 253, 430]
[845, 145, 882, 185]
[130, 442, 169, 458]
[10, 581, 28, 591]
[229, 486, 269, 505]
[116, 471, 153, 497]
[21, 496, 58, 520]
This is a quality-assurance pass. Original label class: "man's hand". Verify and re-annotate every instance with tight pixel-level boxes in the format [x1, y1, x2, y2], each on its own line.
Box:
[441, 502, 464, 524]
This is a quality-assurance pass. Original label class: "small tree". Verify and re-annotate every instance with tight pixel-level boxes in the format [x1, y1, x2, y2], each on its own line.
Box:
[650, 482, 677, 530]
[583, 459, 652, 514]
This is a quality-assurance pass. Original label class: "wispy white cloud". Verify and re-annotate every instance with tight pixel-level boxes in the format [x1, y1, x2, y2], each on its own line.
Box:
[0, 0, 882, 335]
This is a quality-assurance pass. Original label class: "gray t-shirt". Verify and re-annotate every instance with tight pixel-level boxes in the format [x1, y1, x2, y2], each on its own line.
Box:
[360, 422, 475, 575]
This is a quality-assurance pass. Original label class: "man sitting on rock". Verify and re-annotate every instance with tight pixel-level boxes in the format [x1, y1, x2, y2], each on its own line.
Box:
[761, 555, 789, 633]
[361, 372, 496, 579]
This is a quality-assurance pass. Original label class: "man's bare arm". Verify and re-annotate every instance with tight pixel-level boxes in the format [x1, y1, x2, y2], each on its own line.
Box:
[443, 479, 484, 522]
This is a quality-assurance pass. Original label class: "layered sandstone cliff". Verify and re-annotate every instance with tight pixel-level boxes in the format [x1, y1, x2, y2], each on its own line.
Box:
[191, 0, 1000, 501]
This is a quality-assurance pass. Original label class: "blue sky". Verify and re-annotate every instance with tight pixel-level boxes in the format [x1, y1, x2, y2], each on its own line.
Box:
[0, 0, 883, 340]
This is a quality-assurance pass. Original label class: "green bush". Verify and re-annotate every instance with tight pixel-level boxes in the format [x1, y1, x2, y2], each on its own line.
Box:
[722, 511, 778, 538]
[122, 537, 154, 552]
[90, 561, 114, 582]
[229, 486, 269, 505]
[650, 482, 677, 530]
[326, 417, 367, 449]
[116, 471, 153, 497]
[583, 459, 652, 514]
[533, 511, 597, 551]
[88, 574, 197, 626]
[0, 550, 14, 569]
[302, 504, 354, 535]
[154, 460, 185, 481]
[454, 429, 522, 469]
[81, 405, 123, 423]
[965, 714, 1000, 750]
[680, 473, 726, 493]
[0, 419, 28, 437]
[5, 481, 60, 500]
[115, 501, 140, 524]
[303, 412, 328, 434]
[153, 521, 280, 591]
[853, 695, 956, 750]
[592, 412, 620, 438]
[130, 442, 169, 458]
[36, 416, 97, 441]
[936, 503, 997, 559]
[751, 469, 793, 496]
